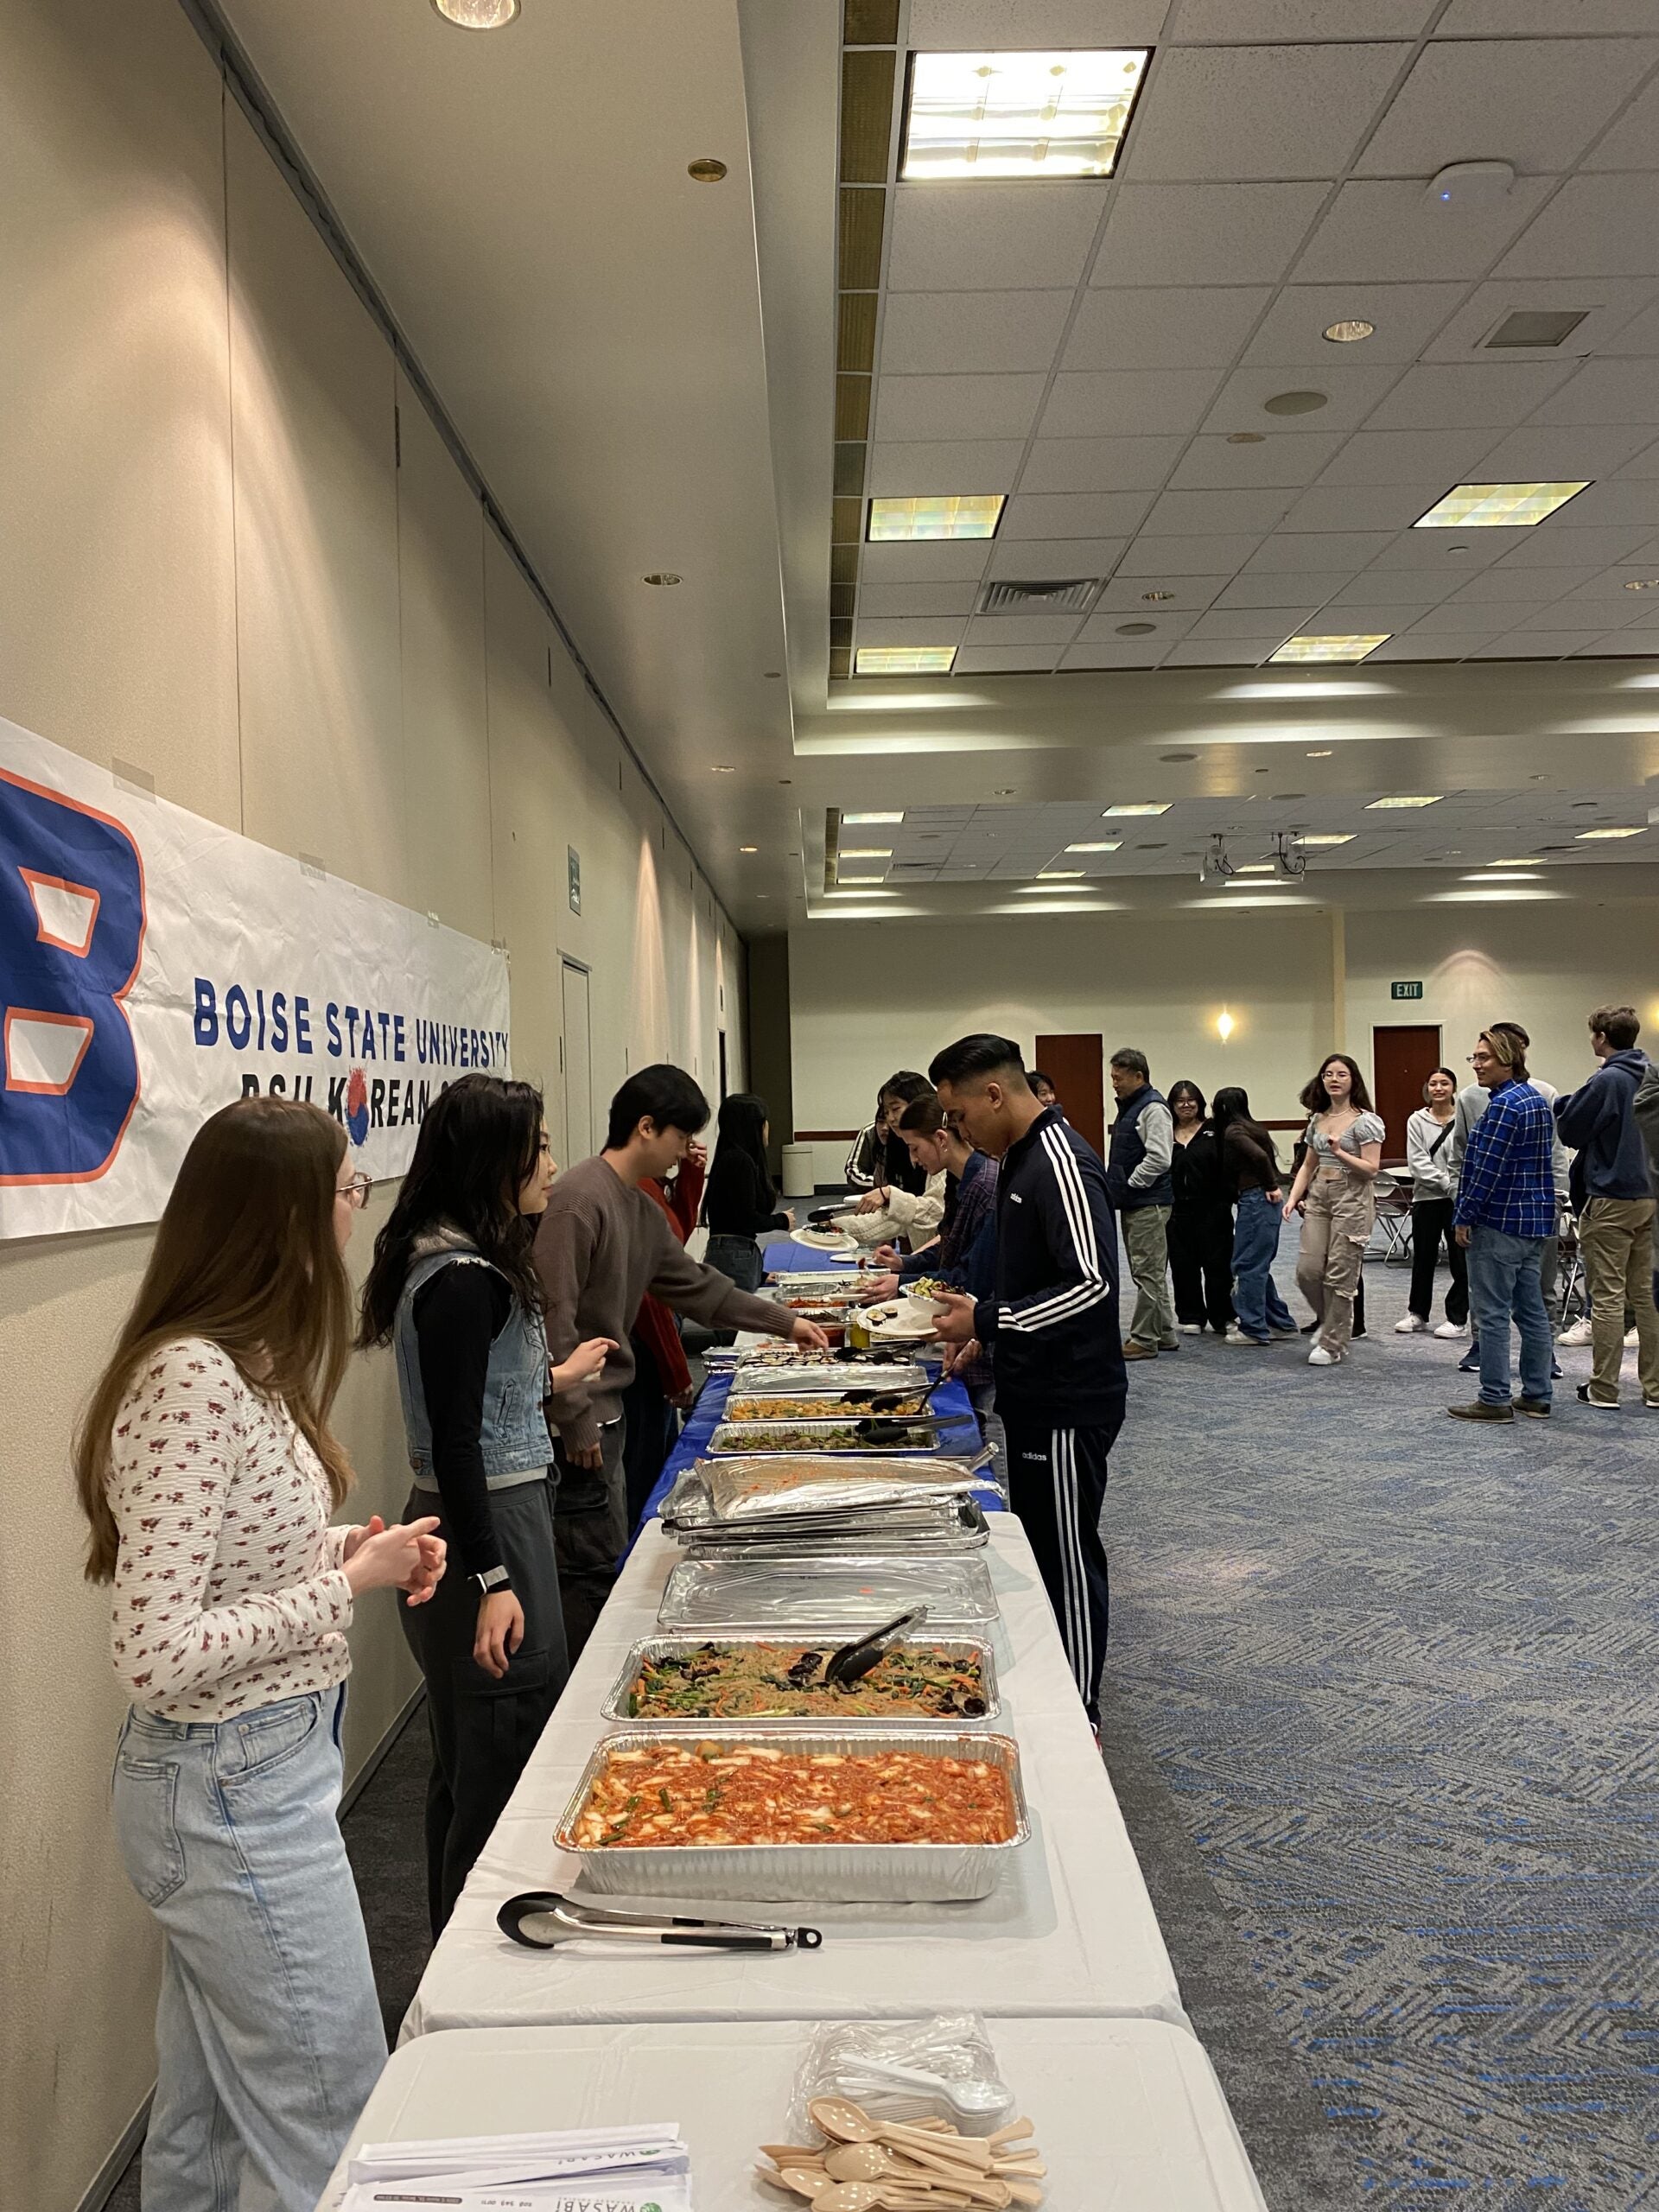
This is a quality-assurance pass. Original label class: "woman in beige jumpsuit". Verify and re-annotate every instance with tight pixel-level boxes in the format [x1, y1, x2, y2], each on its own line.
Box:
[1284, 1054, 1385, 1367]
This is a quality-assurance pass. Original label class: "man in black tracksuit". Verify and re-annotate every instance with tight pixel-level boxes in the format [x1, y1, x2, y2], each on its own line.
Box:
[930, 1034, 1126, 1721]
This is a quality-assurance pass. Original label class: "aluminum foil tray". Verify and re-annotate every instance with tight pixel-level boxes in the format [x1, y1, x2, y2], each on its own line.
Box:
[699, 1452, 994, 1522]
[600, 1633, 1001, 1728]
[728, 1358, 930, 1397]
[674, 1503, 993, 1556]
[553, 1728, 1028, 1903]
[657, 1550, 999, 1631]
[709, 1417, 944, 1457]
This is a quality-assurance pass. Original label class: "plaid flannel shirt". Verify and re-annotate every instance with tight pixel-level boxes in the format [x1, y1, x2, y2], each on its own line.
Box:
[1453, 1077, 1556, 1238]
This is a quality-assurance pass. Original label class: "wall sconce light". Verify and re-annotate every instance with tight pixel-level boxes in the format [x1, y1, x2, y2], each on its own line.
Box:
[1217, 1010, 1235, 1043]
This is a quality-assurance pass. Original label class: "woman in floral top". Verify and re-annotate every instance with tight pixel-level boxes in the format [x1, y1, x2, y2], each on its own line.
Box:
[75, 1098, 446, 2212]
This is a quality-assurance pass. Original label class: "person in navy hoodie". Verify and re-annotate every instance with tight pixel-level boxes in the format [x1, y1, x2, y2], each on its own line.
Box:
[1553, 1006, 1659, 1412]
[928, 1034, 1125, 1724]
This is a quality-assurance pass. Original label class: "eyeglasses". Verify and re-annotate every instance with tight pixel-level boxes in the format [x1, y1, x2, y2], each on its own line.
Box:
[336, 1172, 373, 1208]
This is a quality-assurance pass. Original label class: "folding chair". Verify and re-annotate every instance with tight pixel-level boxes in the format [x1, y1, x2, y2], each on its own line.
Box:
[1554, 1203, 1586, 1328]
[1370, 1171, 1414, 1264]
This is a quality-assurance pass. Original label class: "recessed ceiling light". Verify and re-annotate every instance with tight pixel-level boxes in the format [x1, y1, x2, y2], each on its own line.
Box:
[1262, 390, 1328, 416]
[900, 48, 1150, 181]
[1624, 577, 1659, 592]
[1225, 432, 1266, 445]
[1576, 825, 1644, 840]
[1065, 841, 1122, 853]
[1270, 634, 1390, 664]
[1160, 751, 1197, 763]
[431, 0, 518, 26]
[1323, 320, 1374, 344]
[843, 810, 904, 824]
[1141, 590, 1177, 602]
[1116, 621, 1158, 635]
[1462, 872, 1540, 881]
[824, 887, 899, 898]
[1231, 864, 1275, 874]
[1300, 833, 1355, 845]
[1103, 802, 1170, 817]
[855, 646, 957, 675]
[643, 572, 682, 587]
[1306, 748, 1334, 758]
[712, 764, 735, 773]
[1414, 482, 1590, 529]
[994, 786, 1017, 796]
[687, 157, 728, 183]
[1014, 880, 1084, 892]
[838, 847, 893, 858]
[738, 845, 758, 854]
[868, 494, 1005, 542]
[1367, 794, 1442, 810]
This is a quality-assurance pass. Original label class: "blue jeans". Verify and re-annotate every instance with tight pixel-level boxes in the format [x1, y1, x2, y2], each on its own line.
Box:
[1466, 1225, 1552, 1407]
[111, 1685, 386, 2212]
[1231, 1189, 1295, 1341]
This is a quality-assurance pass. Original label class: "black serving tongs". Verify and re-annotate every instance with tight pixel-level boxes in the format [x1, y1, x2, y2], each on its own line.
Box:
[819, 1604, 928, 1689]
[498, 1891, 822, 1952]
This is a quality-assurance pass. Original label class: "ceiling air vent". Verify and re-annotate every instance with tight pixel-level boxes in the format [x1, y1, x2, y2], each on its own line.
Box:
[977, 577, 1102, 615]
[1483, 308, 1588, 350]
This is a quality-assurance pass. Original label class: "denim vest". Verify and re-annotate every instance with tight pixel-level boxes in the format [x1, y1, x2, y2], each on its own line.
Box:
[1109, 1084, 1173, 1211]
[394, 1243, 552, 1493]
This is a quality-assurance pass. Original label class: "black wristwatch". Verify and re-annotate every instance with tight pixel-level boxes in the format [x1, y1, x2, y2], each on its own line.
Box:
[472, 1565, 513, 1597]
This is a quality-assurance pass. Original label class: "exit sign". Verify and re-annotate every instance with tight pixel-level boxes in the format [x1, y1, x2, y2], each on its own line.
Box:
[1391, 980, 1423, 1001]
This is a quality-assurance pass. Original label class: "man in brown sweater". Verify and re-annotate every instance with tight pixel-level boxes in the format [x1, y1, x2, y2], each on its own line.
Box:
[535, 1062, 824, 1654]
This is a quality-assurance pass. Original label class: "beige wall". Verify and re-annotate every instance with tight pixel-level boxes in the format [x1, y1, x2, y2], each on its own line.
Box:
[788, 899, 1659, 1177]
[0, 8, 744, 2209]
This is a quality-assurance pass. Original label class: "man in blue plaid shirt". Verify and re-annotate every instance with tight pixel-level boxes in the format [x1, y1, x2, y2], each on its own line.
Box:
[1449, 1026, 1557, 1421]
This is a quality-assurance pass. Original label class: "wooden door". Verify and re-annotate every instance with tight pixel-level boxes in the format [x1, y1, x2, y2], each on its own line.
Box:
[1371, 1024, 1441, 1164]
[1033, 1033, 1106, 1160]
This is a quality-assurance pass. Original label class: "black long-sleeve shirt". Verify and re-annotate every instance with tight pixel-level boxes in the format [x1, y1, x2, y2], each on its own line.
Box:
[413, 1264, 520, 1579]
[703, 1147, 789, 1237]
[1170, 1128, 1230, 1214]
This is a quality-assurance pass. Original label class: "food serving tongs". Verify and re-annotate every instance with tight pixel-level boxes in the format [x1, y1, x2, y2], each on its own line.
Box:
[813, 1604, 928, 1689]
[499, 1891, 823, 1952]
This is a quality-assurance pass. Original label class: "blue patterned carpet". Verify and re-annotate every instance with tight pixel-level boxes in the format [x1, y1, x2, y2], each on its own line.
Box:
[1109, 1235, 1659, 2210]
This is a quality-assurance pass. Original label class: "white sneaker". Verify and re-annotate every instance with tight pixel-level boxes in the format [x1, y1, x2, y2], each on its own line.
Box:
[1178, 1322, 1201, 1335]
[1395, 1315, 1426, 1334]
[1308, 1346, 1342, 1366]
[1625, 1326, 1640, 1349]
[1433, 1320, 1470, 1339]
[1558, 1316, 1593, 1346]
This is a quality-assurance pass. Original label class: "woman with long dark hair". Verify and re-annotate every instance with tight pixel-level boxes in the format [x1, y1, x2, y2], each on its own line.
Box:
[843, 1070, 934, 1198]
[1211, 1087, 1296, 1345]
[359, 1074, 613, 1931]
[79, 1098, 446, 2212]
[1283, 1052, 1385, 1367]
[1166, 1078, 1235, 1337]
[702, 1090, 791, 1295]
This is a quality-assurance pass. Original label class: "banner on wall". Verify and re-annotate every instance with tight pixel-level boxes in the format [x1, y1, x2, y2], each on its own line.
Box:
[0, 715, 512, 1243]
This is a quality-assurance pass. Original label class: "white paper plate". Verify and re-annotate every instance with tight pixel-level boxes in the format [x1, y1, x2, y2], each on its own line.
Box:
[795, 1228, 859, 1253]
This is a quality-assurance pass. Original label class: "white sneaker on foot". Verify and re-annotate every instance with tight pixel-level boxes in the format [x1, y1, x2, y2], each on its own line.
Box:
[1395, 1315, 1426, 1334]
[1308, 1346, 1342, 1366]
[1433, 1320, 1470, 1340]
[1624, 1326, 1640, 1349]
[1178, 1322, 1201, 1335]
[1558, 1316, 1593, 1346]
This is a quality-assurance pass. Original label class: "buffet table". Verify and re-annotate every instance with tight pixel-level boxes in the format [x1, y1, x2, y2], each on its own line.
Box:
[324, 2018, 1267, 2212]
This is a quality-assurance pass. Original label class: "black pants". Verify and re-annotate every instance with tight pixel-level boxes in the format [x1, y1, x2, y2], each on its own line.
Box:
[1409, 1196, 1468, 1324]
[1167, 1202, 1235, 1331]
[1001, 1410, 1120, 1722]
[552, 1415, 627, 1665]
[621, 1337, 678, 1537]
[399, 1476, 567, 1936]
[704, 1233, 764, 1345]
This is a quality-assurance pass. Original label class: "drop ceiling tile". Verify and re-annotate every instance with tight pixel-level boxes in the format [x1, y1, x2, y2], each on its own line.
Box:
[1465, 633, 1585, 658]
[1622, 439, 1659, 479]
[1142, 486, 1300, 536]
[1584, 76, 1659, 171]
[1117, 533, 1268, 575]
[1439, 0, 1659, 34]
[1530, 358, 1659, 427]
[1002, 492, 1155, 539]
[1190, 606, 1317, 639]
[1497, 175, 1659, 279]
[1163, 639, 1279, 665]
[1602, 300, 1659, 356]
[861, 540, 995, 583]
[1474, 426, 1654, 482]
[954, 645, 1065, 673]
[1496, 523, 1653, 568]
[1063, 288, 1271, 372]
[1367, 526, 1530, 569]
[1579, 626, 1659, 652]
[1242, 282, 1468, 367]
[1173, 0, 1437, 34]
[1422, 276, 1658, 360]
[1408, 601, 1550, 634]
[867, 441, 1030, 496]
[1075, 607, 1198, 644]
[880, 291, 1078, 378]
[887, 185, 1106, 293]
[986, 538, 1128, 580]
[1243, 531, 1398, 571]
[1327, 568, 1458, 604]
[1122, 43, 1407, 182]
[1280, 481, 1451, 532]
[1316, 429, 1502, 487]
[856, 582, 983, 619]
[1558, 564, 1659, 607]
[1039, 368, 1226, 438]
[853, 615, 970, 647]
[907, 0, 1172, 44]
[1306, 601, 1427, 632]
[1543, 480, 1659, 529]
[961, 614, 1084, 646]
[1017, 435, 1186, 493]
[1364, 359, 1580, 431]
[1216, 569, 1353, 610]
[1170, 433, 1345, 491]
[874, 374, 1049, 443]
[1062, 640, 1168, 668]
[1294, 177, 1554, 283]
[1447, 565, 1605, 605]
[1363, 634, 1467, 659]
[1200, 360, 1404, 436]
[1357, 41, 1654, 178]
[1090, 183, 1330, 287]
[1093, 573, 1231, 611]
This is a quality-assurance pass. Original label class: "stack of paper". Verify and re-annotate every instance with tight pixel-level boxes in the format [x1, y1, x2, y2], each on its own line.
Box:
[343, 2126, 692, 2212]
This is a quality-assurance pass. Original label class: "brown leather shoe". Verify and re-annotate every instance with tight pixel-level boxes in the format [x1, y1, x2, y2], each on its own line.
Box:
[1122, 1342, 1159, 1361]
[1516, 1398, 1551, 1418]
[1447, 1400, 1513, 1421]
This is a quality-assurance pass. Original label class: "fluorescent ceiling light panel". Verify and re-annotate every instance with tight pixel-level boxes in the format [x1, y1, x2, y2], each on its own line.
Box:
[1221, 681, 1390, 700]
[843, 811, 905, 824]
[868, 494, 1005, 542]
[836, 872, 887, 882]
[1366, 795, 1442, 810]
[1489, 857, 1544, 867]
[1103, 803, 1169, 817]
[1575, 825, 1644, 840]
[855, 646, 957, 676]
[1065, 841, 1122, 852]
[1463, 872, 1539, 881]
[1036, 870, 1086, 880]
[1231, 863, 1275, 874]
[1414, 482, 1589, 530]
[838, 847, 893, 858]
[1428, 889, 1562, 904]
[824, 887, 899, 898]
[989, 899, 1122, 915]
[1270, 634, 1390, 664]
[1300, 834, 1356, 846]
[901, 48, 1149, 181]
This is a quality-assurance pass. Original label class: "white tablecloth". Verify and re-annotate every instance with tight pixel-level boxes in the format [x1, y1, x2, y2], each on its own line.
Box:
[322, 2018, 1266, 2212]
[404, 1523, 1185, 2037]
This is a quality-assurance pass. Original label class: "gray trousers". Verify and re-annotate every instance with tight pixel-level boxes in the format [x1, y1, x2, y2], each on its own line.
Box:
[399, 1475, 567, 1935]
[1122, 1204, 1176, 1348]
[553, 1415, 628, 1665]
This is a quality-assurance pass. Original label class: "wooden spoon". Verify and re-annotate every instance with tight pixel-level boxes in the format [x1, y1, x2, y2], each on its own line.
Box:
[1001, 2184, 1044, 2209]
[810, 2096, 881, 2144]
[773, 2169, 830, 2202]
[825, 2144, 890, 2183]
[812, 2184, 887, 2212]
[988, 2120, 1034, 2149]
